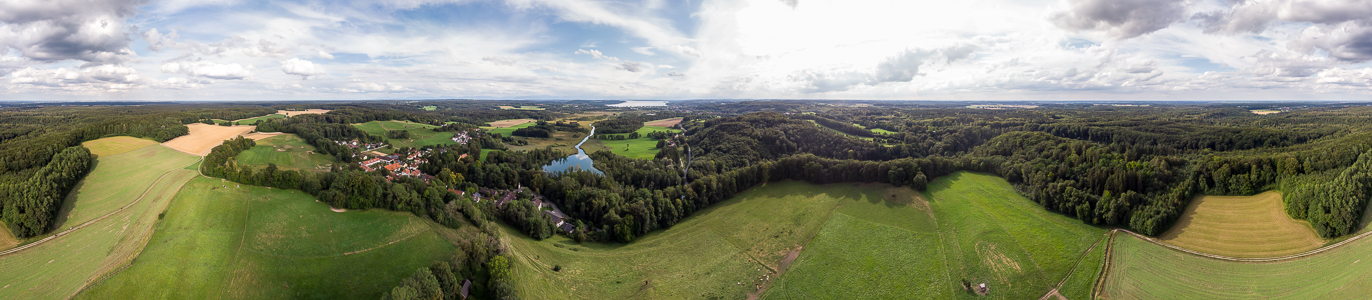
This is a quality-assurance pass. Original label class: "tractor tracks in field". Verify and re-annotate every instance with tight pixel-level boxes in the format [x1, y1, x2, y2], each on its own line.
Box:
[1114, 228, 1372, 262]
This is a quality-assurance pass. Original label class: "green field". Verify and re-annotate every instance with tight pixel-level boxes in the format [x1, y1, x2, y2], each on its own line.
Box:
[1059, 238, 1107, 300]
[76, 177, 469, 300]
[806, 120, 875, 141]
[499, 105, 545, 110]
[0, 142, 199, 300]
[54, 143, 201, 229]
[580, 125, 679, 160]
[81, 136, 158, 156]
[353, 120, 456, 149]
[765, 172, 1106, 300]
[233, 134, 336, 171]
[502, 181, 848, 299]
[236, 114, 286, 125]
[1101, 233, 1372, 299]
[483, 120, 536, 137]
[421, 106, 437, 111]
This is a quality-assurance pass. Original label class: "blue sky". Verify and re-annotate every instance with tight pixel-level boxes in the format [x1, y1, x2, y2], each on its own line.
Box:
[4, 0, 1372, 100]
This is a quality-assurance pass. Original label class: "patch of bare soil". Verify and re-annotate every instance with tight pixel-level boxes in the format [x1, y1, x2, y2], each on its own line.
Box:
[644, 117, 683, 127]
[488, 119, 534, 127]
[240, 132, 283, 140]
[162, 123, 256, 156]
[277, 109, 330, 117]
[748, 245, 803, 300]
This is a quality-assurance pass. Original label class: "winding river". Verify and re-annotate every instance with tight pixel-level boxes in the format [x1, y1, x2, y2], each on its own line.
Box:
[541, 126, 604, 175]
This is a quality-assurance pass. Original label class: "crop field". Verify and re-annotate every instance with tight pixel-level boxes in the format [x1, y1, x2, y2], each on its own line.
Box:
[233, 134, 335, 171]
[499, 105, 545, 110]
[234, 114, 286, 125]
[76, 177, 468, 300]
[1100, 233, 1372, 299]
[276, 109, 330, 117]
[54, 143, 200, 229]
[502, 181, 848, 299]
[353, 120, 456, 149]
[644, 117, 682, 127]
[580, 125, 679, 160]
[1158, 191, 1324, 257]
[0, 168, 197, 300]
[767, 172, 1106, 300]
[1058, 238, 1106, 300]
[162, 123, 257, 155]
[81, 136, 157, 156]
[0, 222, 16, 250]
[482, 119, 536, 137]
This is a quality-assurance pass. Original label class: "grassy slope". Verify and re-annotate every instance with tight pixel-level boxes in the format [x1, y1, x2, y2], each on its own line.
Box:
[1102, 233, 1372, 299]
[0, 169, 197, 300]
[55, 144, 200, 229]
[1059, 239, 1106, 300]
[353, 120, 456, 149]
[233, 134, 336, 171]
[580, 125, 679, 160]
[503, 181, 846, 299]
[1157, 191, 1324, 257]
[76, 177, 464, 300]
[81, 136, 158, 156]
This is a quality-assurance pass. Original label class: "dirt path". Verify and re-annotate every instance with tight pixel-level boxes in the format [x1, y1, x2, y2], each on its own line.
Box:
[1036, 234, 1107, 300]
[0, 159, 199, 258]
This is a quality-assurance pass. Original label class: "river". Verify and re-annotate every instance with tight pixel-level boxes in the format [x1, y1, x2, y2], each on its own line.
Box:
[541, 126, 604, 175]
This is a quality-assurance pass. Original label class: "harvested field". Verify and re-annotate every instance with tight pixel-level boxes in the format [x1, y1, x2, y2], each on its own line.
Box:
[488, 118, 534, 127]
[239, 132, 284, 141]
[161, 123, 256, 156]
[0, 223, 16, 250]
[53, 144, 199, 228]
[1251, 109, 1282, 115]
[644, 117, 683, 127]
[81, 136, 157, 156]
[277, 109, 330, 117]
[1158, 191, 1324, 257]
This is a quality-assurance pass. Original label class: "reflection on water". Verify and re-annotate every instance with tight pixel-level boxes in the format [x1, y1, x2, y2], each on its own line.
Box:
[542, 126, 604, 175]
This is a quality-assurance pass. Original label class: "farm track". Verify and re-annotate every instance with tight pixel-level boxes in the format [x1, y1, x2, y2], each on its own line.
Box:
[1114, 228, 1372, 262]
[1037, 234, 1107, 300]
[0, 158, 200, 258]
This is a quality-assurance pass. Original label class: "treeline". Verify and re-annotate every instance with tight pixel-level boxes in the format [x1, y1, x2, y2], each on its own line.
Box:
[0, 146, 94, 237]
[592, 118, 645, 134]
[511, 121, 585, 138]
[795, 114, 879, 137]
[1283, 150, 1372, 237]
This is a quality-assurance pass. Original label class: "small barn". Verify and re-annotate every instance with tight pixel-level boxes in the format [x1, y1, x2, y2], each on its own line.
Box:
[460, 279, 472, 299]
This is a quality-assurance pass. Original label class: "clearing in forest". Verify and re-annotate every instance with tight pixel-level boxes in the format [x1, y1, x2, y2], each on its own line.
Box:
[486, 118, 535, 128]
[352, 120, 456, 149]
[498, 106, 545, 110]
[161, 123, 257, 156]
[276, 109, 331, 117]
[643, 117, 683, 127]
[0, 222, 16, 250]
[75, 177, 471, 300]
[1158, 191, 1324, 257]
[233, 134, 336, 171]
[0, 148, 198, 300]
[233, 114, 286, 125]
[81, 136, 158, 156]
[579, 125, 680, 160]
[1100, 233, 1372, 299]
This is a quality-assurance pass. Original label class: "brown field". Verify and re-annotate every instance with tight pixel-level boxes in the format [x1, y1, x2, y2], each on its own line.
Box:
[277, 109, 330, 117]
[0, 222, 17, 250]
[161, 123, 256, 155]
[645, 117, 683, 127]
[1158, 191, 1325, 257]
[239, 132, 284, 140]
[81, 136, 157, 156]
[488, 118, 534, 127]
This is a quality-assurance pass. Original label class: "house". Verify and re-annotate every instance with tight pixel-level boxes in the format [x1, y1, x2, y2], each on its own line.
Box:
[460, 279, 472, 300]
[544, 211, 564, 226]
[559, 222, 576, 233]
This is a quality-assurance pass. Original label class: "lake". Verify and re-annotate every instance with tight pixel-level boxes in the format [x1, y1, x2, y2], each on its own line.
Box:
[608, 100, 668, 107]
[542, 126, 604, 175]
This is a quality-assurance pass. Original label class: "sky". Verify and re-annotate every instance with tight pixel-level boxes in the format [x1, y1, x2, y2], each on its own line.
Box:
[3, 0, 1372, 101]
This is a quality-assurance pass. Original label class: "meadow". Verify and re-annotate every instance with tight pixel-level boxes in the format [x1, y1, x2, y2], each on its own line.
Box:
[76, 177, 469, 300]
[421, 106, 437, 111]
[233, 134, 336, 171]
[1100, 233, 1372, 299]
[1158, 191, 1324, 257]
[580, 125, 679, 160]
[81, 136, 158, 156]
[482, 119, 536, 137]
[234, 114, 287, 125]
[499, 105, 545, 110]
[0, 142, 198, 300]
[353, 120, 457, 149]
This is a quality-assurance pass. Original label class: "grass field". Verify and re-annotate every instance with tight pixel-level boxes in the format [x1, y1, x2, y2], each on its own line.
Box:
[1059, 238, 1107, 300]
[482, 119, 536, 137]
[54, 143, 201, 229]
[235, 114, 286, 125]
[499, 105, 545, 110]
[353, 120, 456, 149]
[233, 134, 335, 172]
[580, 125, 679, 160]
[421, 106, 437, 111]
[1100, 233, 1372, 299]
[81, 136, 157, 156]
[0, 151, 198, 300]
[76, 177, 470, 300]
[502, 181, 849, 299]
[1158, 191, 1324, 257]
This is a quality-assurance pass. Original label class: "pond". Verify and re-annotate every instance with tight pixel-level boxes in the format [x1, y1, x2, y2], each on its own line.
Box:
[608, 100, 668, 107]
[542, 126, 604, 175]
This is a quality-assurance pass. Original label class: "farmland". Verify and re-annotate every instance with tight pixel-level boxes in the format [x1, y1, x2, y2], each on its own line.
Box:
[234, 114, 286, 125]
[233, 134, 335, 171]
[0, 141, 199, 300]
[353, 120, 456, 149]
[81, 136, 157, 156]
[1158, 191, 1324, 257]
[580, 125, 679, 160]
[499, 105, 545, 110]
[276, 109, 331, 117]
[765, 172, 1106, 300]
[1100, 233, 1372, 299]
[482, 119, 536, 137]
[162, 123, 257, 156]
[75, 177, 469, 300]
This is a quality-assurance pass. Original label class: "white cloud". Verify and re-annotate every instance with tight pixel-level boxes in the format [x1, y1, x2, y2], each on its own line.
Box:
[280, 57, 324, 79]
[575, 49, 618, 61]
[1050, 0, 1188, 39]
[162, 59, 252, 80]
[317, 50, 335, 59]
[0, 0, 147, 64]
[631, 47, 655, 55]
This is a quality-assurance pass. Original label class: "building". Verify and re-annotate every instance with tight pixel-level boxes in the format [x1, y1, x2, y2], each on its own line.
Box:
[460, 279, 472, 299]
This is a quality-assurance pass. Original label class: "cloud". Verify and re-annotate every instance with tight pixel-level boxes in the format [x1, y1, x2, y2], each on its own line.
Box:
[317, 50, 335, 59]
[1051, 0, 1188, 39]
[631, 47, 655, 55]
[798, 45, 979, 93]
[162, 59, 252, 80]
[141, 28, 180, 51]
[779, 0, 798, 9]
[9, 65, 140, 87]
[280, 57, 324, 79]
[665, 71, 684, 77]
[483, 56, 518, 66]
[617, 61, 644, 72]
[0, 0, 149, 64]
[575, 48, 618, 61]
[1197, 0, 1372, 34]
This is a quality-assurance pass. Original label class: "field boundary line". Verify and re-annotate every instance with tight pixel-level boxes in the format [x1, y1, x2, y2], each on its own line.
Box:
[1037, 234, 1107, 300]
[67, 170, 197, 300]
[1091, 231, 1117, 299]
[0, 160, 196, 258]
[1114, 228, 1372, 262]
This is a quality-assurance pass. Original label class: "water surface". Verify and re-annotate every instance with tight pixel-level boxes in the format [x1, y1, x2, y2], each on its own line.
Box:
[542, 126, 604, 175]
